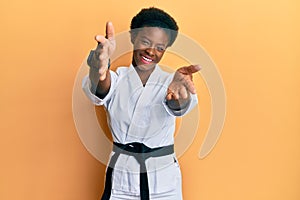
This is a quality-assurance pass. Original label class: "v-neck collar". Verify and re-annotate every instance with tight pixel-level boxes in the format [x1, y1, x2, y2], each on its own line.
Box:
[129, 64, 161, 87]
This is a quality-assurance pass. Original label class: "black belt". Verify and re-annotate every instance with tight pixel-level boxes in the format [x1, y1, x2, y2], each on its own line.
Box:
[101, 142, 174, 200]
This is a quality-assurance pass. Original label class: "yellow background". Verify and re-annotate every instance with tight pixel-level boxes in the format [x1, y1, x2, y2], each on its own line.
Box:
[1, 0, 299, 199]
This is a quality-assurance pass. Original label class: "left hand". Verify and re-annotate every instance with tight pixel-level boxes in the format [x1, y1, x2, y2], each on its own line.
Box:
[166, 65, 201, 100]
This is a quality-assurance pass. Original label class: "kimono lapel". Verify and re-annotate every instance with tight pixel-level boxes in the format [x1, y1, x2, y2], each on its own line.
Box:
[125, 65, 163, 141]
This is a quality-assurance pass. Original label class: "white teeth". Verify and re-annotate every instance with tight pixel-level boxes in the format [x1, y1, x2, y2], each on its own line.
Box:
[142, 56, 152, 62]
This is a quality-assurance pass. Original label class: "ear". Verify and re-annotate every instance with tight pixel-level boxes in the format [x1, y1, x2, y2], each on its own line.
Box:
[129, 30, 137, 44]
[129, 31, 136, 44]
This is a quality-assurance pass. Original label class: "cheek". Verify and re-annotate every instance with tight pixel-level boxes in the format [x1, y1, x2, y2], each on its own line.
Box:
[133, 41, 140, 50]
[156, 51, 165, 60]
[133, 50, 140, 59]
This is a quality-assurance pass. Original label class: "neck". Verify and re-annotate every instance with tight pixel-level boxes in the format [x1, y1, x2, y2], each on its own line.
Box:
[133, 66, 155, 86]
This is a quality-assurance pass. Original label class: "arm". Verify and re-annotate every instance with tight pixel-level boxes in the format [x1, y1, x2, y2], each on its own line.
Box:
[166, 65, 201, 111]
[88, 67, 111, 99]
[87, 22, 116, 99]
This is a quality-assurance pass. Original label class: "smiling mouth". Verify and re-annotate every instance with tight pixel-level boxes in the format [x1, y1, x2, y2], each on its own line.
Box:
[141, 55, 153, 64]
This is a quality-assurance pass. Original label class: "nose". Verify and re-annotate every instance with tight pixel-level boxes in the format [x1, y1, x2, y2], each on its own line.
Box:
[145, 47, 155, 56]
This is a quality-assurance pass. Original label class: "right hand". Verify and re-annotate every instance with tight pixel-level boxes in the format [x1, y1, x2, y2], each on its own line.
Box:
[87, 21, 116, 81]
[166, 65, 201, 100]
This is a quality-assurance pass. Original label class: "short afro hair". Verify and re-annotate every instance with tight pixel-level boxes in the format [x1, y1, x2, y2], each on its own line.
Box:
[130, 7, 179, 46]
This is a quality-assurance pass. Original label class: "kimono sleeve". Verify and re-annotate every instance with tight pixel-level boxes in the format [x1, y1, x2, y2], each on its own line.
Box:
[81, 70, 118, 106]
[163, 93, 198, 116]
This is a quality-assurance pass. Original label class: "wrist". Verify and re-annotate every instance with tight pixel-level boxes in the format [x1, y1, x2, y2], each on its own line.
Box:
[166, 98, 190, 111]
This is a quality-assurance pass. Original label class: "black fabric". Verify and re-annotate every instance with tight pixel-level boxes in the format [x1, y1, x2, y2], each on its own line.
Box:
[101, 142, 174, 200]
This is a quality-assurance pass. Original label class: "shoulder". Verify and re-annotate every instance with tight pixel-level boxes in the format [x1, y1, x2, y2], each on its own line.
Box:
[114, 66, 130, 74]
[110, 66, 134, 79]
[155, 65, 175, 83]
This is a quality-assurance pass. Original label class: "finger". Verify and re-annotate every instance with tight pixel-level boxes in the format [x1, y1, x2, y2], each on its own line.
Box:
[99, 66, 108, 81]
[166, 93, 173, 101]
[186, 64, 201, 73]
[98, 56, 109, 71]
[95, 35, 106, 44]
[166, 88, 173, 100]
[99, 72, 107, 81]
[179, 87, 188, 99]
[184, 79, 197, 94]
[178, 65, 201, 75]
[106, 21, 115, 40]
[172, 90, 180, 100]
[94, 35, 107, 53]
[99, 51, 109, 61]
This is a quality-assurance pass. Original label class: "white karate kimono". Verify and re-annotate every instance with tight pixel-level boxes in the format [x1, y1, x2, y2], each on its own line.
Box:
[82, 64, 198, 199]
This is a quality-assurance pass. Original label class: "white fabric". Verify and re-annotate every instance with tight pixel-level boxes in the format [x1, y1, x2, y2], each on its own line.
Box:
[82, 64, 197, 198]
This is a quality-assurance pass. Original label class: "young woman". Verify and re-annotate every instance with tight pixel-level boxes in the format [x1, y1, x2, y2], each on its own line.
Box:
[82, 7, 200, 200]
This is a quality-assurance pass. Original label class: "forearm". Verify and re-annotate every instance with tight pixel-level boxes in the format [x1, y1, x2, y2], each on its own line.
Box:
[89, 68, 111, 99]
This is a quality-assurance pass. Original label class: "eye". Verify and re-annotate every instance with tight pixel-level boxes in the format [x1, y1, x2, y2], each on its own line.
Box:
[141, 40, 150, 46]
[156, 46, 166, 52]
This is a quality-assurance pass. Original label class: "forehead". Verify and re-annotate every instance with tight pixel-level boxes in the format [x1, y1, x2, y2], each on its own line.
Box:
[135, 27, 170, 45]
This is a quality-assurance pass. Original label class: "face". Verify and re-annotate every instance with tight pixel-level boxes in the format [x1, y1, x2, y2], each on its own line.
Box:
[131, 27, 170, 72]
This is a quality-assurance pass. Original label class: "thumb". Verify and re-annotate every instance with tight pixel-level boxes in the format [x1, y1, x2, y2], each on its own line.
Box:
[179, 65, 201, 74]
[106, 21, 115, 40]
